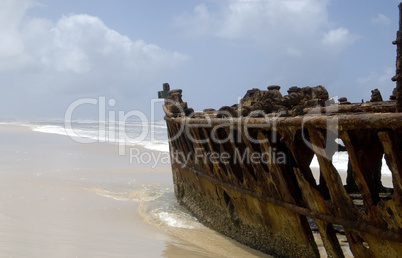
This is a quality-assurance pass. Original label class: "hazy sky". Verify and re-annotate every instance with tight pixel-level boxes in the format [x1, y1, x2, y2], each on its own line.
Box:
[0, 0, 400, 120]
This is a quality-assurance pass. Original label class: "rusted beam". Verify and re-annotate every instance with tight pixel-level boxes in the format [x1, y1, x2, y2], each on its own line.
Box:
[294, 168, 344, 258]
[240, 130, 278, 197]
[202, 127, 233, 181]
[306, 129, 381, 257]
[258, 131, 295, 203]
[213, 128, 241, 184]
[187, 127, 215, 178]
[308, 130, 359, 217]
[346, 232, 375, 258]
[378, 131, 402, 202]
[166, 112, 402, 131]
[392, 3, 402, 112]
[285, 138, 317, 188]
[223, 127, 257, 188]
[340, 131, 377, 215]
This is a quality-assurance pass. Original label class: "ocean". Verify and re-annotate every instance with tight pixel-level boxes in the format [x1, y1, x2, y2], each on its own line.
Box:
[0, 118, 170, 152]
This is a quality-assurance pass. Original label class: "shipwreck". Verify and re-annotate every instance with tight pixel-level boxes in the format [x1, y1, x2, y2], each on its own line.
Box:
[159, 4, 402, 257]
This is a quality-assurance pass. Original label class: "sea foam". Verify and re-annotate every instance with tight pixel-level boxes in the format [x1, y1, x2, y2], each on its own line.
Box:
[31, 120, 170, 152]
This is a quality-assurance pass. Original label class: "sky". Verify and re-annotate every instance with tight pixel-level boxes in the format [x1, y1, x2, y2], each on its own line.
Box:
[0, 0, 401, 120]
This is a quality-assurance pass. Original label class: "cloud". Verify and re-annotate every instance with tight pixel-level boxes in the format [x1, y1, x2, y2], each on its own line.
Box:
[0, 0, 36, 71]
[36, 14, 188, 77]
[173, 0, 358, 93]
[0, 0, 188, 102]
[322, 27, 358, 54]
[371, 13, 391, 27]
[174, 4, 213, 38]
[175, 0, 356, 57]
[357, 67, 394, 86]
[29, 13, 186, 76]
[357, 66, 395, 100]
[216, 0, 329, 40]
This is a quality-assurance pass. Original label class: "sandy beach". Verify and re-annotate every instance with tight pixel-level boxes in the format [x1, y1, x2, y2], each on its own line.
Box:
[0, 125, 268, 257]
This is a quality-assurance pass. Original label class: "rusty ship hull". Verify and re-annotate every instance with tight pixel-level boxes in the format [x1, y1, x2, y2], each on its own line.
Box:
[164, 103, 402, 257]
[161, 4, 402, 257]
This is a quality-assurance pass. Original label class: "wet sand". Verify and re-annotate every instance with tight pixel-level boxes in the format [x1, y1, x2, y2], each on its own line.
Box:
[0, 125, 267, 257]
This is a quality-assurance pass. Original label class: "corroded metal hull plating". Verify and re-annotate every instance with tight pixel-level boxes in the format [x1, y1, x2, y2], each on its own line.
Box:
[165, 109, 402, 257]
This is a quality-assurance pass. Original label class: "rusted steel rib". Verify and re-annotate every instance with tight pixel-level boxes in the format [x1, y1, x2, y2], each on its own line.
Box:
[378, 131, 402, 202]
[393, 3, 402, 112]
[294, 167, 345, 258]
